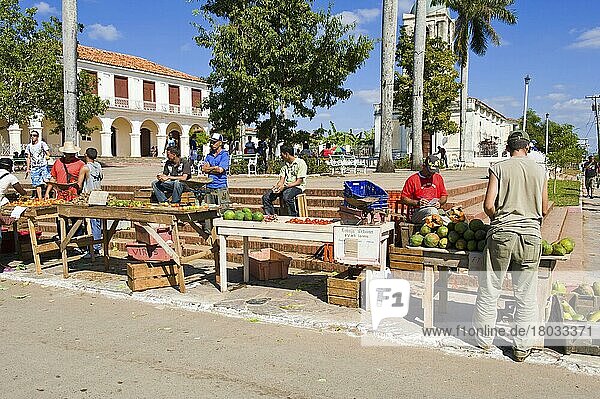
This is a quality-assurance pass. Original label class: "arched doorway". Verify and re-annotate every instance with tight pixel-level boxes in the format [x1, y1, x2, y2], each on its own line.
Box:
[140, 128, 151, 156]
[166, 122, 182, 152]
[111, 117, 132, 157]
[110, 127, 117, 156]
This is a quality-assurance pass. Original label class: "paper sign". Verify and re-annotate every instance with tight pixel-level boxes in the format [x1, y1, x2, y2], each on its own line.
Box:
[369, 279, 411, 330]
[333, 226, 381, 265]
[10, 206, 27, 219]
[468, 251, 484, 271]
[88, 191, 109, 206]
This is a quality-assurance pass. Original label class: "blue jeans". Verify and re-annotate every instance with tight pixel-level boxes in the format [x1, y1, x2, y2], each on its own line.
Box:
[90, 218, 101, 252]
[262, 187, 302, 216]
[152, 180, 187, 203]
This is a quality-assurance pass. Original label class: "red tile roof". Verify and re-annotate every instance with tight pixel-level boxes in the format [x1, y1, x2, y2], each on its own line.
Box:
[78, 45, 204, 83]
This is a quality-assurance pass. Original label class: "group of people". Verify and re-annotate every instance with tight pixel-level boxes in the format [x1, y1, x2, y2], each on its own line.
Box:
[151, 134, 308, 217]
[400, 130, 548, 362]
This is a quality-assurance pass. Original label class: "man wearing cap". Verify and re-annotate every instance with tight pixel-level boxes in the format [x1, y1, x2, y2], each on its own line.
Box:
[262, 144, 307, 217]
[473, 130, 548, 362]
[152, 146, 192, 204]
[202, 133, 230, 207]
[400, 154, 448, 224]
[25, 131, 51, 200]
[45, 141, 85, 200]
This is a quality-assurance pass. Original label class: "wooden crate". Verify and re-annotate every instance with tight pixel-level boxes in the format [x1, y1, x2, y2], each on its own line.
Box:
[389, 245, 424, 271]
[327, 268, 365, 308]
[126, 263, 179, 292]
[395, 221, 416, 247]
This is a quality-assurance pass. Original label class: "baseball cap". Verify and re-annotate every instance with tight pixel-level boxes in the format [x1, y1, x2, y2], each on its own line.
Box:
[425, 154, 440, 173]
[507, 130, 530, 143]
[210, 132, 224, 142]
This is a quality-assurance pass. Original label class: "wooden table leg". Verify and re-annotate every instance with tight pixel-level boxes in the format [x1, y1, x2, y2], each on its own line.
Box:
[28, 218, 42, 274]
[12, 221, 20, 257]
[60, 217, 69, 278]
[423, 264, 434, 328]
[219, 234, 227, 292]
[86, 219, 95, 261]
[172, 221, 185, 293]
[102, 220, 109, 271]
[438, 267, 449, 314]
[243, 236, 249, 283]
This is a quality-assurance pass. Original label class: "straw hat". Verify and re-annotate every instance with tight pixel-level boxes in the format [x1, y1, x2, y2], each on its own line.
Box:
[59, 141, 81, 154]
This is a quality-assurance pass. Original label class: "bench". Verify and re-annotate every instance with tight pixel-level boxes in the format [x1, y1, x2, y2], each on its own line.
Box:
[327, 155, 367, 175]
[230, 154, 259, 176]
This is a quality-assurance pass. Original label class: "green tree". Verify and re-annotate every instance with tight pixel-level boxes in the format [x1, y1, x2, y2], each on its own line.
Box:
[433, 0, 517, 161]
[394, 28, 460, 139]
[546, 123, 585, 194]
[0, 0, 107, 135]
[193, 0, 373, 159]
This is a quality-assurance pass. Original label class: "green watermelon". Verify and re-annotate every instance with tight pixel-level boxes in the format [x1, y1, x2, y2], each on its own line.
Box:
[223, 210, 236, 220]
[420, 225, 431, 235]
[409, 234, 424, 247]
[252, 211, 264, 221]
[455, 222, 468, 235]
[423, 233, 440, 248]
[463, 229, 475, 241]
[455, 238, 467, 250]
[437, 226, 449, 238]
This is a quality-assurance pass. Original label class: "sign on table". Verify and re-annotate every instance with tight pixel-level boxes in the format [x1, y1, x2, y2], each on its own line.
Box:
[333, 225, 381, 265]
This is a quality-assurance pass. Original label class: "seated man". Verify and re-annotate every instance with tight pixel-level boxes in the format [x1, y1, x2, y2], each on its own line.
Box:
[262, 144, 307, 217]
[152, 146, 191, 204]
[400, 154, 448, 224]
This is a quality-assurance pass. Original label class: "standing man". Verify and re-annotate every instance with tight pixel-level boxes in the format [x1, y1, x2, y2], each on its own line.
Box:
[400, 154, 448, 224]
[202, 133, 230, 207]
[0, 158, 28, 205]
[262, 144, 307, 217]
[25, 131, 50, 200]
[152, 146, 191, 204]
[45, 141, 85, 200]
[435, 146, 448, 168]
[582, 155, 598, 199]
[77, 148, 103, 256]
[473, 130, 549, 362]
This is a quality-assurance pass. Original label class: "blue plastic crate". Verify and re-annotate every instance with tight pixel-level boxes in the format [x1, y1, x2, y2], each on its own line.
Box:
[343, 180, 388, 210]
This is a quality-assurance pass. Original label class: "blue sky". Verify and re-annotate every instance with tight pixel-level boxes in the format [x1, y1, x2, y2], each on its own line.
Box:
[25, 0, 600, 151]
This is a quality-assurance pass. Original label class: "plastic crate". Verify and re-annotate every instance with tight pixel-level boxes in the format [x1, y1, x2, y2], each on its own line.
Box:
[343, 180, 388, 210]
[249, 248, 291, 280]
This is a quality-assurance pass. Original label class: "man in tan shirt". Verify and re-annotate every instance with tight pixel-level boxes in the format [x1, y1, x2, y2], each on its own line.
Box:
[473, 130, 549, 362]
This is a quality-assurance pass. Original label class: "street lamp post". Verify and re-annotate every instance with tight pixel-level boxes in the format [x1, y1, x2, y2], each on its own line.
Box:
[545, 113, 549, 158]
[522, 75, 531, 132]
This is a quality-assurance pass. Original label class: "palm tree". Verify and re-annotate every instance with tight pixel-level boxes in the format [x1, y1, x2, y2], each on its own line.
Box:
[433, 0, 517, 162]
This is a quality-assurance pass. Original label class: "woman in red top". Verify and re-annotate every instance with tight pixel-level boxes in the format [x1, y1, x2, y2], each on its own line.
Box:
[45, 141, 85, 200]
[400, 155, 448, 223]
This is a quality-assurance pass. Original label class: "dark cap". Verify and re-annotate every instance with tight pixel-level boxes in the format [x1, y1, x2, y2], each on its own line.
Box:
[507, 130, 530, 143]
[425, 154, 440, 173]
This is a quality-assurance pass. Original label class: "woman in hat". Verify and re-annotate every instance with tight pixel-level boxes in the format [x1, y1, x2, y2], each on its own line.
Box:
[45, 141, 85, 200]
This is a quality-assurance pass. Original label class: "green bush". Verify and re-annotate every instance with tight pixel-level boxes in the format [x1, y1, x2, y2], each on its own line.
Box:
[229, 158, 249, 175]
[394, 157, 411, 169]
[301, 156, 331, 175]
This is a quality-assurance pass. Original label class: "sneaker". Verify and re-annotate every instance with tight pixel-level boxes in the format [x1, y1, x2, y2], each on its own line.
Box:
[512, 348, 531, 362]
[82, 250, 101, 259]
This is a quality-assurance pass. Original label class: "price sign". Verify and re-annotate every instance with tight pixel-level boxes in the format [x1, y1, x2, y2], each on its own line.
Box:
[333, 225, 381, 265]
[88, 191, 109, 206]
[369, 278, 411, 330]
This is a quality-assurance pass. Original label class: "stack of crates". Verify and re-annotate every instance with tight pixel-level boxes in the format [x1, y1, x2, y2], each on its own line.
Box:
[343, 180, 388, 210]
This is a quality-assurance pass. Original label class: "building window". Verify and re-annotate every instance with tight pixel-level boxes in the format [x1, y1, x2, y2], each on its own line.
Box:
[81, 132, 92, 142]
[191, 88, 202, 108]
[114, 76, 128, 98]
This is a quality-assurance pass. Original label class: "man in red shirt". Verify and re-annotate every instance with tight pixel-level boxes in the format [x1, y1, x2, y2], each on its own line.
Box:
[45, 141, 85, 200]
[400, 154, 448, 223]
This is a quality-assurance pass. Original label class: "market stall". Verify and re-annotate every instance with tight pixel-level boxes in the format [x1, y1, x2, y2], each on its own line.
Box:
[213, 216, 395, 292]
[56, 204, 220, 293]
[1, 203, 63, 274]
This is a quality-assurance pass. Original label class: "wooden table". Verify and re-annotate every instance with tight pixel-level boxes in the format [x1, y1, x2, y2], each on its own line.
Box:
[213, 217, 395, 293]
[1, 205, 60, 274]
[389, 245, 568, 337]
[56, 205, 220, 292]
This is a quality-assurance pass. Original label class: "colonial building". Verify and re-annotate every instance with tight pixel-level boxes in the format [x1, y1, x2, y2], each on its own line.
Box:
[373, 1, 518, 166]
[0, 45, 210, 158]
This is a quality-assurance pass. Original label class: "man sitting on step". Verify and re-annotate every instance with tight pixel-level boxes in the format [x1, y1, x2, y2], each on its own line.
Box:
[262, 144, 307, 217]
[152, 146, 191, 204]
[400, 154, 448, 224]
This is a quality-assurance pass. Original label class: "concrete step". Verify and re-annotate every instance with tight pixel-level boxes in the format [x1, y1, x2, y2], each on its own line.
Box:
[541, 205, 567, 243]
[230, 193, 343, 208]
[444, 188, 487, 210]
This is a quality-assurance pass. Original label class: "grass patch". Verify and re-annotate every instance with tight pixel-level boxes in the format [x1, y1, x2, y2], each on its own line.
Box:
[548, 179, 581, 207]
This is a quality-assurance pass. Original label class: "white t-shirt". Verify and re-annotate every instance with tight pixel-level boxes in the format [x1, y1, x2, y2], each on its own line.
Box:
[26, 141, 50, 168]
[0, 171, 19, 205]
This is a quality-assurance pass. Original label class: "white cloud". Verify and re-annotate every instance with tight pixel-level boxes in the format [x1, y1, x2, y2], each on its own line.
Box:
[180, 43, 193, 52]
[568, 27, 600, 49]
[483, 96, 521, 109]
[398, 0, 414, 14]
[552, 98, 589, 111]
[33, 2, 58, 15]
[337, 8, 380, 35]
[87, 23, 122, 41]
[354, 88, 380, 104]
[535, 93, 569, 101]
[553, 84, 567, 91]
[316, 112, 332, 119]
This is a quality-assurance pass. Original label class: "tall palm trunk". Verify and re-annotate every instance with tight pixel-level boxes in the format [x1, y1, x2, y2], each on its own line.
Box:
[459, 53, 469, 162]
[376, 0, 398, 173]
[411, 0, 426, 170]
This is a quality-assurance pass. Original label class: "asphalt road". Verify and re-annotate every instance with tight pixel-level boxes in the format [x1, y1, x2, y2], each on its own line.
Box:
[0, 281, 597, 399]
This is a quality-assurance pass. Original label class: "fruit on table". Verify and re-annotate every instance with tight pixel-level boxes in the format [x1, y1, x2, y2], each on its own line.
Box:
[552, 281, 567, 295]
[447, 206, 466, 223]
[242, 207, 252, 214]
[469, 219, 485, 232]
[463, 229, 475, 241]
[420, 224, 431, 235]
[573, 283, 595, 296]
[423, 233, 440, 248]
[234, 210, 245, 221]
[252, 211, 264, 222]
[447, 231, 460, 244]
[541, 240, 553, 256]
[552, 243, 567, 256]
[588, 310, 600, 322]
[454, 222, 468, 235]
[558, 237, 575, 254]
[424, 214, 443, 229]
[561, 300, 576, 316]
[286, 218, 332, 225]
[409, 233, 424, 247]
[563, 313, 573, 321]
[474, 229, 487, 241]
[243, 211, 253, 221]
[593, 281, 600, 296]
[437, 226, 448, 238]
[438, 237, 449, 249]
[467, 240, 477, 251]
[447, 222, 456, 232]
[455, 238, 467, 250]
[223, 210, 236, 220]
[477, 240, 486, 252]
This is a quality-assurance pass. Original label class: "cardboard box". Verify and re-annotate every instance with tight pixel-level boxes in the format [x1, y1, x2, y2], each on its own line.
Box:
[249, 248, 291, 280]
